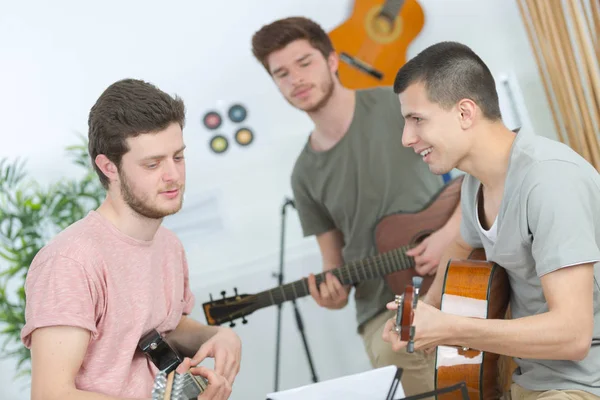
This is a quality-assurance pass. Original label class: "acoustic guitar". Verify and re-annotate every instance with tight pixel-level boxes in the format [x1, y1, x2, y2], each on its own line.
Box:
[328, 0, 424, 89]
[139, 329, 208, 400]
[202, 176, 463, 327]
[394, 249, 515, 400]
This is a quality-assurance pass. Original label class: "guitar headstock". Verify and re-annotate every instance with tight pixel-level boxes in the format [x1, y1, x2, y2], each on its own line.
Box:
[202, 287, 257, 327]
[394, 276, 423, 353]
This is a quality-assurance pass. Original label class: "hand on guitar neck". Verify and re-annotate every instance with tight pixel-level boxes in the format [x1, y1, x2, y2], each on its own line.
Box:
[381, 276, 450, 354]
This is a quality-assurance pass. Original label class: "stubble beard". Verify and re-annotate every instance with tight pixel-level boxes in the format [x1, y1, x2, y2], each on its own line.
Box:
[290, 73, 336, 113]
[119, 171, 184, 220]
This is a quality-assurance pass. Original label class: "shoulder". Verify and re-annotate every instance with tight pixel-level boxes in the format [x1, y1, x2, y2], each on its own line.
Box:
[356, 86, 398, 105]
[515, 134, 600, 194]
[290, 141, 313, 187]
[155, 225, 185, 252]
[521, 159, 600, 203]
[30, 213, 104, 272]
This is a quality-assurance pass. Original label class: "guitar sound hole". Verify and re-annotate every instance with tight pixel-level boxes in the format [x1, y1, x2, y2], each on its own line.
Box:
[412, 230, 433, 247]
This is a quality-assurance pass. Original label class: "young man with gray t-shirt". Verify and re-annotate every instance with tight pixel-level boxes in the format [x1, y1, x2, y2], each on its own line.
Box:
[251, 17, 463, 397]
[383, 41, 600, 399]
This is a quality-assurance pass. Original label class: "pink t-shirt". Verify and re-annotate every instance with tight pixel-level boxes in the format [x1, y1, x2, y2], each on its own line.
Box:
[21, 210, 195, 398]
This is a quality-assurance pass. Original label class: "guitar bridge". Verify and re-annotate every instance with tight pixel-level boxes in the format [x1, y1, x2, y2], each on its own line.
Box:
[339, 52, 383, 80]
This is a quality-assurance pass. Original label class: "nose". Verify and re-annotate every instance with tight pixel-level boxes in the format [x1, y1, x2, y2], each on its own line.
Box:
[162, 159, 181, 182]
[401, 124, 418, 149]
[289, 67, 305, 86]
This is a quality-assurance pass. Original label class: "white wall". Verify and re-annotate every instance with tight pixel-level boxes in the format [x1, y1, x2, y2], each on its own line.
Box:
[0, 0, 556, 399]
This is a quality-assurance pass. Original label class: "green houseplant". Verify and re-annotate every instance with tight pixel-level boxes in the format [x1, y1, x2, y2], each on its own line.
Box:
[0, 136, 106, 378]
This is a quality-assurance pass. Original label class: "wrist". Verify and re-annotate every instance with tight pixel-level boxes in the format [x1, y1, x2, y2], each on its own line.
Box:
[423, 290, 441, 309]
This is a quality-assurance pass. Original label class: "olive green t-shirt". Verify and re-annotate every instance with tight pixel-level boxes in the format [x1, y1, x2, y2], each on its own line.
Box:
[290, 86, 445, 329]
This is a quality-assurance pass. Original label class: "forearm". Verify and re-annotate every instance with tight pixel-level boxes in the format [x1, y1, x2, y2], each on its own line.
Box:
[34, 388, 146, 400]
[445, 311, 590, 361]
[167, 315, 221, 358]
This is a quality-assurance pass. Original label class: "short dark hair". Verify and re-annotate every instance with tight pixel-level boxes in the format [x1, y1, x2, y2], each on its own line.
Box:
[88, 78, 186, 189]
[393, 41, 502, 121]
[251, 16, 335, 73]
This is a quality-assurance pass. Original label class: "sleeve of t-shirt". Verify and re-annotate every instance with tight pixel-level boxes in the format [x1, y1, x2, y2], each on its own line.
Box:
[20, 254, 99, 348]
[524, 160, 600, 276]
[181, 251, 195, 315]
[459, 174, 484, 248]
[291, 171, 336, 237]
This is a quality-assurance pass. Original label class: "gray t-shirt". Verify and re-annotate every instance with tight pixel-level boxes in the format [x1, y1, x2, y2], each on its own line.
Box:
[460, 129, 600, 394]
[290, 86, 445, 329]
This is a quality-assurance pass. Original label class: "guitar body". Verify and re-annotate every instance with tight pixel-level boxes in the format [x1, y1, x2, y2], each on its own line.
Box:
[375, 175, 463, 297]
[435, 249, 511, 400]
[328, 0, 424, 89]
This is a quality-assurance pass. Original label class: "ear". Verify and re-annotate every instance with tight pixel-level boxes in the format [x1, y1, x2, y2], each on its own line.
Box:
[327, 51, 339, 75]
[95, 154, 119, 184]
[457, 99, 477, 129]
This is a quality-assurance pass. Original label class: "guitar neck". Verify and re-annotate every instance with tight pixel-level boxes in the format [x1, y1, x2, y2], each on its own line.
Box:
[254, 245, 414, 309]
[381, 0, 406, 21]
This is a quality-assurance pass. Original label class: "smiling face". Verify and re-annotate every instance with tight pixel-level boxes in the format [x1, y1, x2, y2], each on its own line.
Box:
[399, 81, 474, 175]
[113, 122, 186, 219]
[266, 39, 337, 112]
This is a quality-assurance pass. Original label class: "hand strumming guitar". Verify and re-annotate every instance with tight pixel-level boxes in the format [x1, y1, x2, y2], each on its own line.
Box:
[405, 227, 457, 277]
[191, 327, 241, 386]
[176, 357, 231, 399]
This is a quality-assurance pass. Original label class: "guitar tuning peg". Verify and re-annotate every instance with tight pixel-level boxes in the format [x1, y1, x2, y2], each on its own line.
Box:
[209, 293, 214, 302]
[221, 290, 226, 298]
[229, 321, 236, 328]
[242, 317, 247, 324]
[234, 287, 239, 296]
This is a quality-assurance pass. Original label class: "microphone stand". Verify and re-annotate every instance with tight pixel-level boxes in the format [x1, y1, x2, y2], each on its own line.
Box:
[273, 197, 318, 392]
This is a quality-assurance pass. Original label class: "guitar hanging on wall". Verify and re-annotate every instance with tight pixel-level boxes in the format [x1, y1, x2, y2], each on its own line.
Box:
[328, 0, 425, 90]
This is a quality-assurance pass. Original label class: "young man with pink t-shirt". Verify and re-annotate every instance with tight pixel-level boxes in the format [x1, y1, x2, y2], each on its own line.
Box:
[20, 79, 240, 400]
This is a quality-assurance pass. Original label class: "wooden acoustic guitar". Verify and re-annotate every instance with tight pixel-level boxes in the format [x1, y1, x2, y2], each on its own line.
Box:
[394, 249, 516, 400]
[328, 0, 424, 89]
[138, 329, 208, 399]
[202, 176, 463, 327]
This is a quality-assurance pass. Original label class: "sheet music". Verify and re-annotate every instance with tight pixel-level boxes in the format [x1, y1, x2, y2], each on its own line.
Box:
[265, 366, 404, 400]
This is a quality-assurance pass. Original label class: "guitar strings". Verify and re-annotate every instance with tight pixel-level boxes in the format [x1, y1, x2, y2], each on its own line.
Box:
[255, 244, 414, 308]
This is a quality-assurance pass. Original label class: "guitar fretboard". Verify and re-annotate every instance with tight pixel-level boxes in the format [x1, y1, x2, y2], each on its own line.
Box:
[254, 245, 414, 309]
[381, 0, 406, 21]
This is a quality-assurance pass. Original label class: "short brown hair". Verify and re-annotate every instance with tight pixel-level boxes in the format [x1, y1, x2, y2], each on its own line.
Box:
[251, 16, 335, 73]
[88, 78, 186, 189]
[394, 41, 502, 121]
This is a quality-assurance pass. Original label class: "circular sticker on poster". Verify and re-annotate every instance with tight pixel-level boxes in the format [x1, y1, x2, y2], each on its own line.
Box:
[209, 135, 229, 154]
[228, 104, 247, 123]
[235, 127, 254, 146]
[203, 111, 222, 130]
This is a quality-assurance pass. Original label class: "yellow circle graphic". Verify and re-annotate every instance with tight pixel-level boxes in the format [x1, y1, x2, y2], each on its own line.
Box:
[235, 128, 254, 146]
[210, 135, 229, 154]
